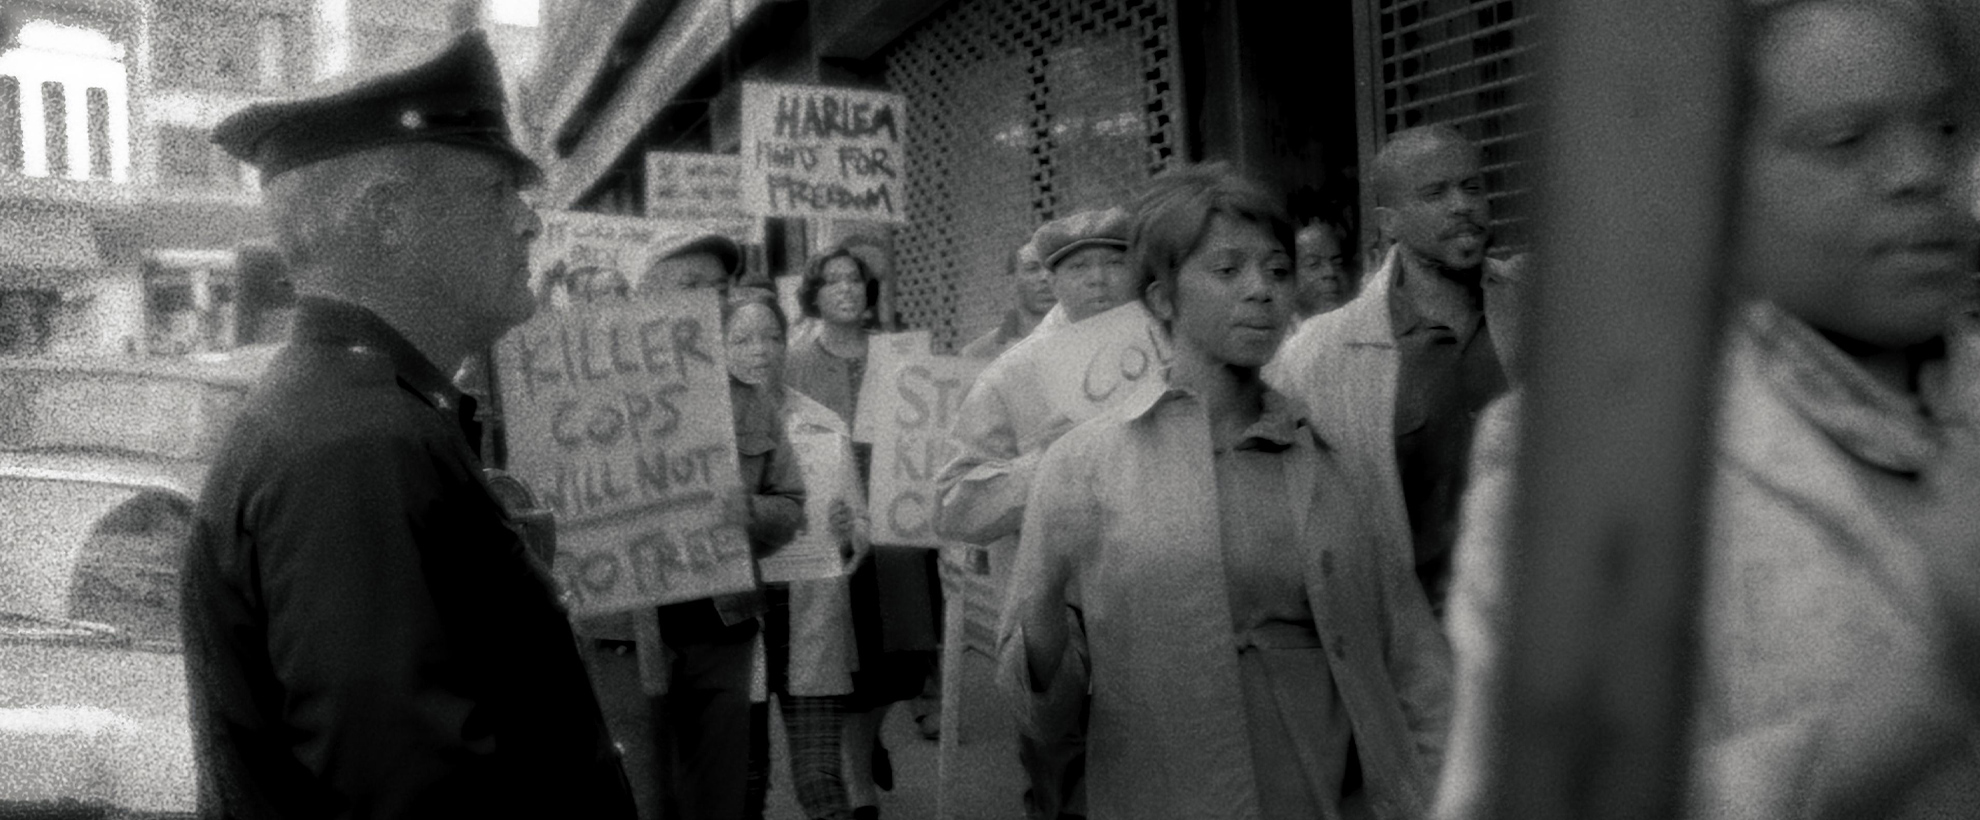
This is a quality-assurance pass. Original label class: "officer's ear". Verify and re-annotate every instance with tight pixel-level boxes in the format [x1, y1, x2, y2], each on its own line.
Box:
[354, 176, 418, 252]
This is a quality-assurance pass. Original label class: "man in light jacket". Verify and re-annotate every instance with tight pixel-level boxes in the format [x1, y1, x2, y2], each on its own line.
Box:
[1266, 124, 1517, 618]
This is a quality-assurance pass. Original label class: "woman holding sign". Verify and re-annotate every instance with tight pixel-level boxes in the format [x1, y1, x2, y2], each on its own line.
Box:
[996, 164, 1452, 820]
[728, 286, 876, 820]
[787, 245, 942, 815]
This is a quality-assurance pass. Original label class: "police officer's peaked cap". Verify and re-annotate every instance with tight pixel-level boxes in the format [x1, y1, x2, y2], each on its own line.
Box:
[1033, 207, 1132, 269]
[211, 29, 540, 183]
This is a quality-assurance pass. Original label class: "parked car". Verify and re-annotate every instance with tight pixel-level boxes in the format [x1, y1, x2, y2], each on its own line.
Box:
[0, 351, 270, 819]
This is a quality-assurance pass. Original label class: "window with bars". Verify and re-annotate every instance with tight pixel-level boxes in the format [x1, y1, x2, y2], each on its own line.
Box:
[1366, 0, 1535, 250]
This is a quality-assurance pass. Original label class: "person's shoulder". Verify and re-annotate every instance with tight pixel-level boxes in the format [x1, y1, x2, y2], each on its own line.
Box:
[233, 343, 456, 465]
[957, 328, 1007, 360]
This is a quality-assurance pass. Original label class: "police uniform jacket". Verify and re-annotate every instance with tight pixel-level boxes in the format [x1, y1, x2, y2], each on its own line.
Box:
[180, 296, 636, 820]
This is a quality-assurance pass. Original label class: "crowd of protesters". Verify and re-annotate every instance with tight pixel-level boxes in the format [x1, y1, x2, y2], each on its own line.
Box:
[175, 0, 1980, 818]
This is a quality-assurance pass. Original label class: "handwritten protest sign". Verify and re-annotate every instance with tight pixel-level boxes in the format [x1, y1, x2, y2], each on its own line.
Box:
[858, 351, 986, 548]
[760, 394, 857, 583]
[645, 152, 762, 245]
[533, 209, 758, 306]
[497, 283, 754, 619]
[646, 152, 745, 218]
[741, 82, 907, 222]
[1030, 300, 1174, 424]
[852, 330, 931, 443]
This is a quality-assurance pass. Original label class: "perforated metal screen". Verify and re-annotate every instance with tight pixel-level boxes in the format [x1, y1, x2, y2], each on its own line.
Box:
[1370, 0, 1535, 248]
[881, 0, 1187, 354]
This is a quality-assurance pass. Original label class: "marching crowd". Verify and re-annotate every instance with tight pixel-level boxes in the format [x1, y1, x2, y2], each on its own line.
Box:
[176, 0, 1980, 818]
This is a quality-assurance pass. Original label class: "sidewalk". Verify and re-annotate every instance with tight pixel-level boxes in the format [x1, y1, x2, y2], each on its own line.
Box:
[766, 645, 1030, 820]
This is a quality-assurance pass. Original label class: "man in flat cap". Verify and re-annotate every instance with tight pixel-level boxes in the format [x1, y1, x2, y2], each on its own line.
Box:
[180, 29, 636, 820]
[933, 207, 1138, 820]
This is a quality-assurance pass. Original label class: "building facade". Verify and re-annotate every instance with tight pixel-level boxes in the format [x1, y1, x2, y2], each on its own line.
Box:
[0, 0, 541, 359]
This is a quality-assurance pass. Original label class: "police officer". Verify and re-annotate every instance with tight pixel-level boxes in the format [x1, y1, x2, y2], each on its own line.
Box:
[180, 30, 637, 820]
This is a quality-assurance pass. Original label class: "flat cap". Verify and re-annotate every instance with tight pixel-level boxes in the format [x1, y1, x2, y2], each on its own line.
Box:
[1033, 207, 1131, 268]
[211, 28, 539, 183]
[654, 230, 743, 278]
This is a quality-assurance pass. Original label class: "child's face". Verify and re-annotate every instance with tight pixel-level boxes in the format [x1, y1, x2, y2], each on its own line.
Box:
[1739, 1, 1980, 349]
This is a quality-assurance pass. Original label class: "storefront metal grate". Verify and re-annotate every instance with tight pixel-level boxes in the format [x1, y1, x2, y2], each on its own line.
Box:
[881, 0, 1186, 356]
[1368, 0, 1535, 250]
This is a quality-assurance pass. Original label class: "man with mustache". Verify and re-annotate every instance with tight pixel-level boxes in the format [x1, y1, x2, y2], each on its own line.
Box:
[1267, 125, 1516, 618]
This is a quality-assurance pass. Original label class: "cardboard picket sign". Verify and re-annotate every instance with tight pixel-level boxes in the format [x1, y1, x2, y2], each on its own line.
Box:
[497, 251, 754, 620]
[1028, 300, 1174, 424]
[851, 330, 932, 443]
[740, 82, 908, 222]
[858, 352, 986, 549]
[759, 391, 859, 583]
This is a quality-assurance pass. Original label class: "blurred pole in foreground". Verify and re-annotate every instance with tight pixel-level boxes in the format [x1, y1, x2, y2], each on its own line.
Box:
[1489, 2, 1745, 819]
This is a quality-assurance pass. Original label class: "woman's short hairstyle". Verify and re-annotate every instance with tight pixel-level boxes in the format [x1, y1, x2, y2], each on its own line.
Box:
[1128, 162, 1296, 323]
[797, 245, 883, 328]
[723, 286, 788, 336]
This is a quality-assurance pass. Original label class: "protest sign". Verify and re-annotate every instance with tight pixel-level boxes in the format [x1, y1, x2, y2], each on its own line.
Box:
[860, 353, 985, 548]
[760, 394, 857, 583]
[1029, 300, 1173, 424]
[495, 291, 755, 619]
[740, 82, 907, 222]
[645, 152, 762, 245]
[646, 152, 745, 219]
[533, 210, 757, 305]
[852, 330, 931, 443]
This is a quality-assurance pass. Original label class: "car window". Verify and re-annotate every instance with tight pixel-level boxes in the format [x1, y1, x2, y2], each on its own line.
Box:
[1, 477, 142, 616]
[0, 477, 188, 647]
[69, 490, 191, 647]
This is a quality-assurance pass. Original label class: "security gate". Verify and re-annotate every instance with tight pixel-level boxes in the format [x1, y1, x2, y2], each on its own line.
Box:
[882, 0, 1188, 354]
[1360, 0, 1536, 248]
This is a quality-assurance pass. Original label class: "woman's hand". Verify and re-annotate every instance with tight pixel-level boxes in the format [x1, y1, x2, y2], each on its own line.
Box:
[828, 497, 857, 541]
[720, 490, 755, 532]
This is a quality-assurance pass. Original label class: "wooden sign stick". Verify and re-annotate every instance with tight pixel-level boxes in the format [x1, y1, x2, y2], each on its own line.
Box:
[635, 608, 669, 696]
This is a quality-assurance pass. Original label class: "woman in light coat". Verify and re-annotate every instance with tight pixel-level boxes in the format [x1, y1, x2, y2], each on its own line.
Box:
[1437, 2, 1980, 817]
[726, 287, 872, 820]
[998, 163, 1452, 820]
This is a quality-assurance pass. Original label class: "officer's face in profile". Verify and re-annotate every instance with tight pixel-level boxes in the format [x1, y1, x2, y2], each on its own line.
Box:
[1738, 1, 1978, 349]
[405, 147, 542, 337]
